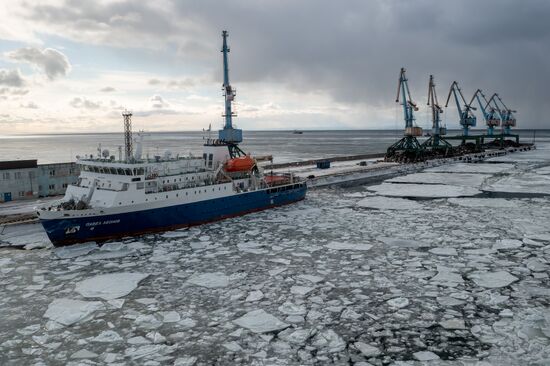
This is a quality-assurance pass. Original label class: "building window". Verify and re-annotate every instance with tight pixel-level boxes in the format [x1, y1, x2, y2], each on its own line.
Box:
[49, 170, 55, 176]
[49, 184, 55, 190]
[19, 191, 25, 197]
[62, 183, 68, 189]
[2, 172, 10, 180]
[29, 172, 34, 178]
[15, 172, 22, 179]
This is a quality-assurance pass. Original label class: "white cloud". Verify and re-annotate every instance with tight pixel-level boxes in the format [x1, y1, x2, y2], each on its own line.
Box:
[149, 94, 169, 108]
[69, 97, 101, 109]
[0, 69, 26, 87]
[20, 101, 39, 109]
[6, 47, 71, 80]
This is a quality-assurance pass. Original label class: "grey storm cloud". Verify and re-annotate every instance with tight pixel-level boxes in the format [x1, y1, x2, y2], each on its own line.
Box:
[0, 69, 26, 87]
[6, 47, 71, 80]
[20, 0, 550, 128]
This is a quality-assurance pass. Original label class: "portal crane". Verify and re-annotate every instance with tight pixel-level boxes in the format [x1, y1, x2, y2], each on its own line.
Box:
[470, 89, 500, 136]
[487, 93, 516, 135]
[422, 75, 451, 150]
[445, 81, 476, 136]
[396, 67, 421, 136]
[386, 68, 424, 160]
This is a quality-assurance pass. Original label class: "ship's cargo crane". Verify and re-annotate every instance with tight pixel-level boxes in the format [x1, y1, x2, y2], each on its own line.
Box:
[445, 81, 476, 136]
[386, 68, 424, 160]
[487, 93, 516, 135]
[218, 30, 245, 158]
[422, 75, 451, 150]
[470, 89, 500, 136]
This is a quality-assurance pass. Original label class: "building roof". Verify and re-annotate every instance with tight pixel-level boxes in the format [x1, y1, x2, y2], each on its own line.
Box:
[0, 160, 38, 170]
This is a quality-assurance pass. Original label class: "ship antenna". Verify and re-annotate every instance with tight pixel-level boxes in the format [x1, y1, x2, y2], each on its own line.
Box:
[122, 110, 133, 162]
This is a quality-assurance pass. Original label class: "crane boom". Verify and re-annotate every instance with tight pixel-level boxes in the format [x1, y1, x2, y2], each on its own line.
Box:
[421, 75, 452, 150]
[427, 75, 445, 136]
[470, 89, 500, 136]
[444, 81, 476, 136]
[493, 94, 516, 134]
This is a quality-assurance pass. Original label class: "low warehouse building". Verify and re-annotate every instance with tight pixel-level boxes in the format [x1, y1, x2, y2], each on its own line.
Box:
[0, 160, 79, 202]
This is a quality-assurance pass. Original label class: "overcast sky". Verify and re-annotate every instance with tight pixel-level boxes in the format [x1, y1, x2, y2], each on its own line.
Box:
[0, 0, 548, 133]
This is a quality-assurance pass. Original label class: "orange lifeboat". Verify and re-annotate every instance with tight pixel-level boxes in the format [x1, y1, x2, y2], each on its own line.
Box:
[225, 156, 255, 172]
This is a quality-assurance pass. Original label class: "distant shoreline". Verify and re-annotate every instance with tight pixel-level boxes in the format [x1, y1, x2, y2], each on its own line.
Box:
[1, 128, 548, 137]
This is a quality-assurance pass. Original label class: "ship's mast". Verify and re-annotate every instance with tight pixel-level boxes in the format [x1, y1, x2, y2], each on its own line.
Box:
[122, 110, 133, 162]
[222, 31, 233, 130]
[218, 30, 242, 145]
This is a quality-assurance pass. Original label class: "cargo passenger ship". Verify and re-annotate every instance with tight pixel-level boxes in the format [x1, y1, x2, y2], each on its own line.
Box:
[37, 31, 307, 246]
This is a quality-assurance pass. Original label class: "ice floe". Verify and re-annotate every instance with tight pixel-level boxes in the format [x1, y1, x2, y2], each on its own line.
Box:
[484, 173, 550, 195]
[354, 342, 381, 357]
[298, 274, 324, 283]
[290, 285, 315, 296]
[469, 271, 519, 288]
[439, 318, 466, 329]
[161, 311, 181, 323]
[186, 272, 229, 288]
[241, 290, 263, 303]
[71, 349, 98, 359]
[325, 242, 373, 251]
[278, 302, 307, 316]
[378, 236, 430, 248]
[424, 162, 514, 174]
[134, 314, 163, 330]
[413, 350, 440, 361]
[356, 196, 423, 210]
[44, 298, 104, 326]
[174, 356, 197, 366]
[312, 329, 346, 353]
[447, 197, 519, 208]
[75, 272, 149, 300]
[387, 297, 410, 308]
[232, 309, 289, 333]
[430, 266, 464, 286]
[53, 242, 98, 259]
[493, 239, 523, 251]
[388, 172, 489, 187]
[92, 330, 123, 342]
[429, 247, 458, 256]
[367, 182, 481, 198]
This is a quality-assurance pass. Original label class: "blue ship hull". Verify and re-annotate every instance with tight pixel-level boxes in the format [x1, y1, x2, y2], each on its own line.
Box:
[40, 184, 307, 247]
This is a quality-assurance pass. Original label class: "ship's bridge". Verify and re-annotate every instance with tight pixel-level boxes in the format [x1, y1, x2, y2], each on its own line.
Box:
[77, 156, 206, 179]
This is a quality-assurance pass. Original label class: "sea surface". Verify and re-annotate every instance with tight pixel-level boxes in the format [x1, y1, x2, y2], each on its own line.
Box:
[1, 132, 550, 364]
[0, 129, 546, 164]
